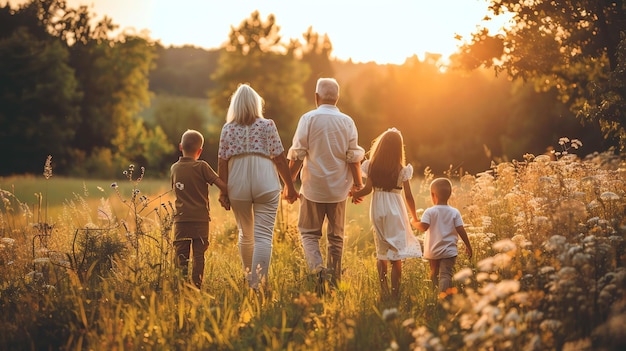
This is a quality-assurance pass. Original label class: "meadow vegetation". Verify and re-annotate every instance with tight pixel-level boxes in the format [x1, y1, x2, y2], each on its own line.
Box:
[1, 142, 625, 350]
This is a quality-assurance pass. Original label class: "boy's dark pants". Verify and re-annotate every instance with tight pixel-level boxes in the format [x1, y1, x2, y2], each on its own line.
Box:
[173, 222, 209, 289]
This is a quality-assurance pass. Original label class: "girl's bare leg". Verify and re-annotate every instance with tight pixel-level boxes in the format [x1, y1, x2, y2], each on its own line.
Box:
[390, 260, 402, 300]
[377, 260, 390, 298]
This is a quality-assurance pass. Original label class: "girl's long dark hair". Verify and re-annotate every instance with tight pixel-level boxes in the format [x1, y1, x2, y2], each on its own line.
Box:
[368, 129, 406, 191]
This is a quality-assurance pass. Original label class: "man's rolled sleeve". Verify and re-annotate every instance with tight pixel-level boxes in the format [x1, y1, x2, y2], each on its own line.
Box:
[287, 148, 307, 161]
[346, 146, 365, 163]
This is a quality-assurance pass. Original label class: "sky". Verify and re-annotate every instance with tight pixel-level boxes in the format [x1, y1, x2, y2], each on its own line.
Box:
[4, 0, 511, 64]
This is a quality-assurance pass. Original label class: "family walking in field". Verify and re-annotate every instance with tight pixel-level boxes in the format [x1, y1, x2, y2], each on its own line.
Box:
[170, 77, 472, 302]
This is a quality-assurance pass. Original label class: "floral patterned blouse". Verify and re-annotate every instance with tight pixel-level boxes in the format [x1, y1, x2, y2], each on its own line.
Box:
[218, 118, 284, 160]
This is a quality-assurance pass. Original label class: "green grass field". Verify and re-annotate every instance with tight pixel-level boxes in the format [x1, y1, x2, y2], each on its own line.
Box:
[1, 153, 625, 350]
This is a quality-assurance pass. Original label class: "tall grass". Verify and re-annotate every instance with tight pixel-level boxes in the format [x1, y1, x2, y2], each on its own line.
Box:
[1, 147, 625, 350]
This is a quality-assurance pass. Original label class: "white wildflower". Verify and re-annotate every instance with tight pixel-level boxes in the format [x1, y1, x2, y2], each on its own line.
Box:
[504, 309, 521, 324]
[477, 257, 495, 272]
[493, 253, 513, 269]
[524, 310, 544, 323]
[544, 235, 566, 252]
[600, 191, 620, 201]
[493, 239, 517, 253]
[453, 267, 474, 283]
[382, 308, 398, 322]
[495, 280, 520, 296]
[540, 319, 562, 331]
[1, 237, 15, 246]
[33, 257, 50, 264]
[476, 272, 491, 282]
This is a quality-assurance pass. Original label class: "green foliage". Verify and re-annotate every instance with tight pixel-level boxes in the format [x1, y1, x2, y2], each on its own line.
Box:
[454, 0, 626, 149]
[0, 0, 160, 176]
[0, 26, 81, 174]
[209, 11, 309, 145]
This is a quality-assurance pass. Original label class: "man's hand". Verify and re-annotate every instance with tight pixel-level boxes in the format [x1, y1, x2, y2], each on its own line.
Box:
[351, 184, 364, 204]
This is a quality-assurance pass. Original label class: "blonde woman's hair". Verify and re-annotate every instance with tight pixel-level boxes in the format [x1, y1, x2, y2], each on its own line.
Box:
[368, 128, 406, 191]
[226, 83, 264, 125]
[430, 178, 452, 201]
[180, 129, 204, 154]
[315, 78, 339, 102]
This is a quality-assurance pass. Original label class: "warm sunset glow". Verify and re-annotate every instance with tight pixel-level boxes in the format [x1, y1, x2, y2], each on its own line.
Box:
[4, 0, 511, 64]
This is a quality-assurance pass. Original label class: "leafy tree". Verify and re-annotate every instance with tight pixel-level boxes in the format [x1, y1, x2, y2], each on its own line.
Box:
[69, 35, 155, 156]
[454, 0, 626, 148]
[0, 26, 80, 174]
[209, 11, 309, 144]
[297, 26, 335, 102]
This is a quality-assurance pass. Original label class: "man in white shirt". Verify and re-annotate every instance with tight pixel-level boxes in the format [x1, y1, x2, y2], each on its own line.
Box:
[287, 78, 365, 290]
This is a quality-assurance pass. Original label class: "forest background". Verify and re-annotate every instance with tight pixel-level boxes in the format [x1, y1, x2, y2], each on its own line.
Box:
[0, 0, 623, 179]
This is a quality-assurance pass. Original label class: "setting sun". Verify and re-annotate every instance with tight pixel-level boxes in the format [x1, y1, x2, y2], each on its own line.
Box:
[4, 0, 510, 64]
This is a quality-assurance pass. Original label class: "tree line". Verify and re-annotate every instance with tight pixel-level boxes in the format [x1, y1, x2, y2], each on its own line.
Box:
[1, 0, 622, 178]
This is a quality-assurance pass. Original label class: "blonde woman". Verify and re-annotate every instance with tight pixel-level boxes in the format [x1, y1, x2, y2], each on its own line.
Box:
[218, 84, 298, 290]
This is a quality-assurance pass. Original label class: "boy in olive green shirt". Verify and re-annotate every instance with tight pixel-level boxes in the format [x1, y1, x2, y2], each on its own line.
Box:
[171, 130, 229, 289]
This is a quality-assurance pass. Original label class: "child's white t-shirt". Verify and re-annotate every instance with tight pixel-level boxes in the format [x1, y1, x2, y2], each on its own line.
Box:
[421, 205, 464, 260]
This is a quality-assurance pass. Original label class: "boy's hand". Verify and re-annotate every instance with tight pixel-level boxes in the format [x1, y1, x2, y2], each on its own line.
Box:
[219, 193, 230, 211]
[465, 246, 473, 259]
[410, 218, 419, 229]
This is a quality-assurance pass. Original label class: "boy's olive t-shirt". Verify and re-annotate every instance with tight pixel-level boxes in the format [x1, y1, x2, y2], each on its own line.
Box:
[170, 156, 219, 223]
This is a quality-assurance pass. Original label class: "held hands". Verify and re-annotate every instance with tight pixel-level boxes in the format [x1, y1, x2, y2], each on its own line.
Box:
[410, 217, 420, 229]
[282, 185, 299, 204]
[218, 193, 230, 211]
[350, 184, 364, 204]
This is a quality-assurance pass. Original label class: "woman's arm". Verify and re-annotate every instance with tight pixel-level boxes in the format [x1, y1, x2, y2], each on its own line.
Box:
[217, 157, 230, 210]
[273, 154, 299, 204]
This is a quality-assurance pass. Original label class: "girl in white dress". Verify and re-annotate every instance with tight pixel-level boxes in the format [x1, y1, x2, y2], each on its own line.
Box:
[352, 128, 422, 300]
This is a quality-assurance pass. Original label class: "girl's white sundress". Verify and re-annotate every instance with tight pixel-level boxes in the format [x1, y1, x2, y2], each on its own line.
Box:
[362, 160, 423, 261]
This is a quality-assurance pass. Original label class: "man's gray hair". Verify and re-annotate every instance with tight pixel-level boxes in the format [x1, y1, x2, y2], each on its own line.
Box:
[315, 78, 339, 101]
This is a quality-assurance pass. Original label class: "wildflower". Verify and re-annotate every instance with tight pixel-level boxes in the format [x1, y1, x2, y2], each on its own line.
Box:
[489, 324, 504, 336]
[539, 319, 562, 332]
[401, 318, 415, 328]
[175, 182, 185, 190]
[493, 239, 516, 253]
[476, 272, 491, 282]
[524, 310, 544, 323]
[600, 191, 620, 201]
[504, 326, 518, 337]
[386, 340, 399, 351]
[382, 308, 399, 322]
[544, 235, 566, 252]
[495, 280, 520, 296]
[33, 257, 50, 264]
[504, 309, 521, 324]
[111, 182, 118, 189]
[43, 155, 53, 179]
[453, 267, 474, 284]
[1, 237, 15, 246]
[534, 154, 552, 163]
[493, 253, 513, 269]
[477, 257, 494, 272]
